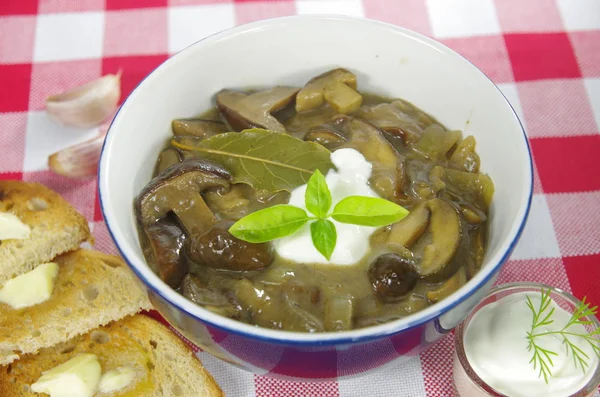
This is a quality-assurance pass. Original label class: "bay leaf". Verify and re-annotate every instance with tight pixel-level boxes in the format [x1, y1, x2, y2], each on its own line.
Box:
[171, 129, 334, 192]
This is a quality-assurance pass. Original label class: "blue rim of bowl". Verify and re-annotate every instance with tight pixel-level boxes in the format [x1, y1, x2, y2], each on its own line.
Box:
[98, 14, 534, 346]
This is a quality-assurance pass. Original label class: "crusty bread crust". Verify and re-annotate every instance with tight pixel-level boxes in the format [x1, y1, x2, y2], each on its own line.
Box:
[0, 181, 91, 286]
[0, 249, 152, 366]
[0, 315, 224, 397]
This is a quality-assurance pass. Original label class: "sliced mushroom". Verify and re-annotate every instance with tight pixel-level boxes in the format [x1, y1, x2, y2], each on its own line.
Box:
[449, 135, 480, 173]
[355, 100, 434, 145]
[216, 86, 299, 133]
[144, 219, 186, 288]
[323, 82, 363, 114]
[233, 279, 265, 309]
[383, 241, 415, 259]
[440, 188, 487, 226]
[182, 274, 231, 307]
[428, 165, 446, 194]
[171, 136, 208, 161]
[304, 125, 348, 149]
[387, 203, 429, 247]
[234, 279, 280, 329]
[381, 128, 407, 150]
[396, 159, 433, 205]
[419, 199, 462, 281]
[413, 182, 435, 200]
[396, 157, 409, 199]
[388, 198, 468, 282]
[296, 68, 361, 113]
[411, 125, 462, 161]
[203, 183, 289, 221]
[135, 159, 232, 286]
[443, 167, 495, 212]
[426, 268, 467, 303]
[135, 158, 231, 238]
[203, 184, 252, 220]
[459, 203, 487, 224]
[284, 105, 339, 137]
[335, 117, 403, 201]
[406, 159, 433, 186]
[253, 188, 291, 207]
[258, 267, 296, 287]
[188, 219, 273, 272]
[467, 226, 486, 279]
[368, 253, 419, 302]
[233, 279, 324, 331]
[171, 119, 227, 139]
[155, 147, 182, 175]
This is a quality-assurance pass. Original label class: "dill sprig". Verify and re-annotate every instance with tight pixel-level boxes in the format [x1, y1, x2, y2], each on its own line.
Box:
[526, 288, 600, 384]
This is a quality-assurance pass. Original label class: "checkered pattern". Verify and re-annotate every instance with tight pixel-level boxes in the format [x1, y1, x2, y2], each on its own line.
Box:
[1, 0, 599, 395]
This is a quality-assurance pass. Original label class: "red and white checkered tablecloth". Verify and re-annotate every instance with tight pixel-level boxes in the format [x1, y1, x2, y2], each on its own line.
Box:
[1, 0, 599, 395]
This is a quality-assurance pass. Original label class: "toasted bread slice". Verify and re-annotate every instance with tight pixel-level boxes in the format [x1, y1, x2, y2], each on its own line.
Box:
[0, 249, 151, 365]
[0, 315, 224, 397]
[0, 181, 91, 286]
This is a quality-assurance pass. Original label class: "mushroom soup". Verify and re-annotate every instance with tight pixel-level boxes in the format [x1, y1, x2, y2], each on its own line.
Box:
[134, 69, 494, 332]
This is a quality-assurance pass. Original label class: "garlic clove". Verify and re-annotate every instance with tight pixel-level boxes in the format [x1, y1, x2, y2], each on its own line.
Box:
[46, 73, 121, 128]
[48, 133, 106, 178]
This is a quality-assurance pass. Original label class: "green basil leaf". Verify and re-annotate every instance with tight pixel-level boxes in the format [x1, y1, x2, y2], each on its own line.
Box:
[229, 205, 309, 243]
[331, 196, 409, 227]
[310, 219, 337, 261]
[305, 169, 332, 218]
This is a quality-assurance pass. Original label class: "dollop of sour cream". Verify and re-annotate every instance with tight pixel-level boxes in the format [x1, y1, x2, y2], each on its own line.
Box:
[463, 292, 598, 397]
[273, 148, 380, 265]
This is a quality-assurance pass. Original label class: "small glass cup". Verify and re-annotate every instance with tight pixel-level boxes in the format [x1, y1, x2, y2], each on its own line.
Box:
[453, 282, 600, 397]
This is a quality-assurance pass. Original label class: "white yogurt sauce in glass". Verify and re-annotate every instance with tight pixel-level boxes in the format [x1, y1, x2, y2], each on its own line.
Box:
[463, 291, 598, 397]
[273, 148, 380, 265]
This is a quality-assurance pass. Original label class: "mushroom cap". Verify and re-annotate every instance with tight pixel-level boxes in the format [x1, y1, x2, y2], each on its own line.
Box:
[369, 253, 419, 301]
[171, 119, 228, 139]
[295, 68, 358, 113]
[387, 203, 429, 248]
[188, 219, 274, 272]
[304, 125, 348, 149]
[134, 158, 232, 287]
[135, 157, 231, 227]
[216, 86, 299, 133]
[155, 147, 182, 175]
[144, 219, 187, 288]
[419, 198, 464, 281]
[387, 198, 466, 283]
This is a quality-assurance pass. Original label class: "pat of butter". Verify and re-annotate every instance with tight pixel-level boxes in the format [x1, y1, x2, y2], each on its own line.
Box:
[0, 262, 59, 309]
[31, 354, 101, 397]
[98, 366, 136, 393]
[0, 212, 31, 240]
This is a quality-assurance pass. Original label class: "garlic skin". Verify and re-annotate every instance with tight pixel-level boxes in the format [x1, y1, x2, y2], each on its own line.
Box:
[48, 133, 106, 178]
[46, 73, 121, 128]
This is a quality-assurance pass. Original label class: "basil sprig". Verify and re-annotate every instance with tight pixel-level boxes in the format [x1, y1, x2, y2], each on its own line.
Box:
[228, 170, 409, 260]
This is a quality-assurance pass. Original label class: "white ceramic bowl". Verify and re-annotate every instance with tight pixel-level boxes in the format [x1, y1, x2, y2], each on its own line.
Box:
[99, 15, 533, 380]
